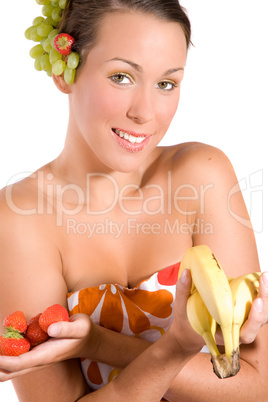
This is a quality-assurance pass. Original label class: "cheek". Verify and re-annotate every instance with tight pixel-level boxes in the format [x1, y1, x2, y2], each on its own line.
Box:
[73, 80, 124, 124]
[89, 80, 127, 120]
[96, 91, 124, 119]
[155, 96, 180, 129]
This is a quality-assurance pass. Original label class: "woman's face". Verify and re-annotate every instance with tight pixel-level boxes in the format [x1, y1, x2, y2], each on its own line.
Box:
[68, 11, 187, 172]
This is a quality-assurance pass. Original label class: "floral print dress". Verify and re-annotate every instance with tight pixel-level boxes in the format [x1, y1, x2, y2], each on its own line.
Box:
[67, 262, 180, 390]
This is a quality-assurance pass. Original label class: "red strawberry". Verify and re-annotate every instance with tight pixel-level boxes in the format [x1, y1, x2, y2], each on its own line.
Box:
[4, 311, 27, 333]
[39, 304, 69, 333]
[25, 314, 50, 347]
[0, 334, 30, 356]
[54, 33, 74, 56]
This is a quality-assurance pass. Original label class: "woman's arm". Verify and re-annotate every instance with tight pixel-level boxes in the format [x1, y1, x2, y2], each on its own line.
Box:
[79, 329, 195, 402]
[0, 316, 151, 380]
[162, 143, 268, 400]
[164, 328, 268, 402]
[0, 189, 89, 401]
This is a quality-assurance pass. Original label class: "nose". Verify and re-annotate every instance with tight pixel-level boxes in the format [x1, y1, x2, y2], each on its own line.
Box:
[126, 85, 154, 124]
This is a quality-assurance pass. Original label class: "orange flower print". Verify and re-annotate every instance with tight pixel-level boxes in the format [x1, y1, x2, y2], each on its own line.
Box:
[68, 283, 173, 334]
[99, 285, 124, 332]
[87, 361, 102, 386]
[67, 262, 180, 390]
[122, 287, 173, 333]
[68, 285, 106, 317]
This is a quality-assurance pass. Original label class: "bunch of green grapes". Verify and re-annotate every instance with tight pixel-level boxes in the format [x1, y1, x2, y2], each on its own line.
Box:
[25, 0, 80, 84]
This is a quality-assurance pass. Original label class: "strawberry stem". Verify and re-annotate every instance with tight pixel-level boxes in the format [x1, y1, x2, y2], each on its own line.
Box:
[3, 327, 24, 339]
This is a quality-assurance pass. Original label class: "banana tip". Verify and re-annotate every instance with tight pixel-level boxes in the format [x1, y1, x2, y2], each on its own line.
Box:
[211, 354, 234, 379]
[232, 349, 241, 376]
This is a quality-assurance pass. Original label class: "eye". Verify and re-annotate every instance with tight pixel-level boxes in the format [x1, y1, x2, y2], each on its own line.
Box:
[109, 73, 134, 85]
[156, 81, 178, 91]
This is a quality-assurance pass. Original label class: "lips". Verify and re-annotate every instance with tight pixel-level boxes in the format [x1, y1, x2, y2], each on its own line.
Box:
[111, 128, 151, 152]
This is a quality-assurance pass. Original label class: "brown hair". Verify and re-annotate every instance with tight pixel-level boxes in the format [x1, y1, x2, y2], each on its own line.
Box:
[59, 0, 191, 69]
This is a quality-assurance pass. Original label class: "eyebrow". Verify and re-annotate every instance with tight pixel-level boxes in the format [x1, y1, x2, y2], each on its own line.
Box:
[106, 57, 184, 75]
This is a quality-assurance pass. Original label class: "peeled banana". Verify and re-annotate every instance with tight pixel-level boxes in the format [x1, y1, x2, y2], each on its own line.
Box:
[179, 245, 261, 379]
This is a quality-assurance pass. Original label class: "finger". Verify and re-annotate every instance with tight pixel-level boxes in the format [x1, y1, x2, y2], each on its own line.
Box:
[239, 297, 264, 344]
[0, 335, 80, 378]
[177, 269, 192, 295]
[47, 313, 91, 338]
[259, 272, 268, 320]
[175, 269, 192, 319]
[239, 272, 268, 345]
[0, 340, 55, 373]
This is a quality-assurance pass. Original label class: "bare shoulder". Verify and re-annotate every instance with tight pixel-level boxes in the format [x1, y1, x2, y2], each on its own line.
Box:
[0, 173, 66, 323]
[163, 142, 258, 276]
[0, 173, 49, 245]
[159, 142, 237, 186]
[0, 170, 41, 213]
[173, 141, 233, 170]
[0, 179, 33, 241]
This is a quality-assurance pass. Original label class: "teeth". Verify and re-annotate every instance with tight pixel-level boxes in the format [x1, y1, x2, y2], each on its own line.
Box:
[114, 129, 147, 144]
[135, 137, 146, 143]
[128, 135, 136, 143]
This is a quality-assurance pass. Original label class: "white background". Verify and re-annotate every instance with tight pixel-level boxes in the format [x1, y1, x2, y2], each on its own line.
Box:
[1, 0, 267, 399]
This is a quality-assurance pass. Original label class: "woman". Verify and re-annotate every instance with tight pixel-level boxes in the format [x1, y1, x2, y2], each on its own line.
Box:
[0, 0, 268, 400]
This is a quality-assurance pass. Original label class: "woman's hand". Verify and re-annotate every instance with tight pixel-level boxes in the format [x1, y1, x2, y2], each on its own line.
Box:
[0, 314, 97, 381]
[239, 271, 268, 344]
[169, 269, 205, 354]
[171, 270, 268, 354]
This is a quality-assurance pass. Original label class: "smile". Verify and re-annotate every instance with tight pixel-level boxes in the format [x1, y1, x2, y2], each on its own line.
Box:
[112, 128, 148, 144]
[111, 128, 151, 153]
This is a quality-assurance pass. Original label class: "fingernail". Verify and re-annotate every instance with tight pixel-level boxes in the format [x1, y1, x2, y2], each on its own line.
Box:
[261, 272, 268, 287]
[180, 269, 188, 284]
[48, 323, 61, 337]
[255, 298, 263, 313]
